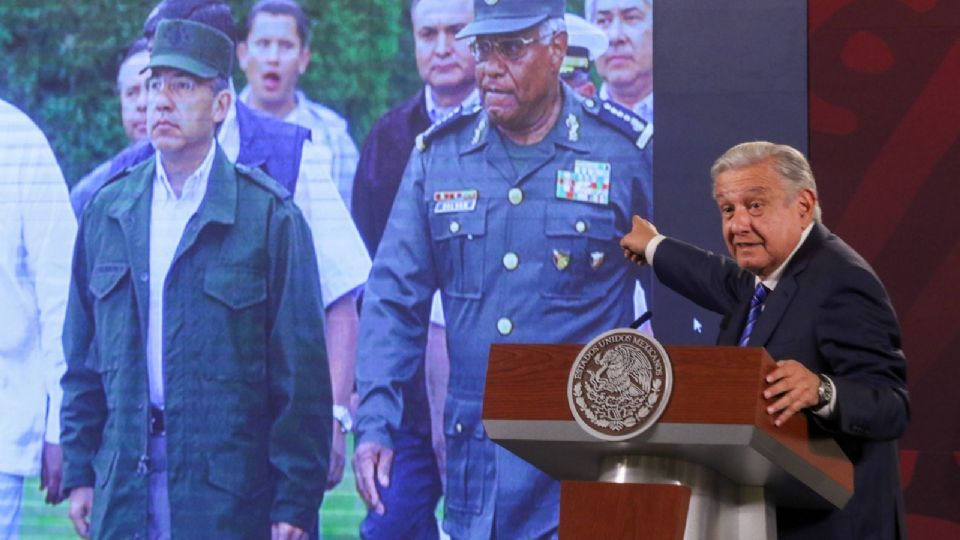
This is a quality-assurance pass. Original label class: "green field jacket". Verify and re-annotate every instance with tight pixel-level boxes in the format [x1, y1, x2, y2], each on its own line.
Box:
[60, 147, 332, 539]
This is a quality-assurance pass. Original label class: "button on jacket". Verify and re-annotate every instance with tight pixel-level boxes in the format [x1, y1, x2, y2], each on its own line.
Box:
[356, 87, 653, 539]
[60, 147, 332, 539]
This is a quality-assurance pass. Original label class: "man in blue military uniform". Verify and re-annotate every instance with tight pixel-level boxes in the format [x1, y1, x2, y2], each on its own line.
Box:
[353, 0, 653, 537]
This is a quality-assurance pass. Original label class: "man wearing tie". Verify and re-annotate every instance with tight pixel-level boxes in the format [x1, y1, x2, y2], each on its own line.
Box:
[620, 141, 909, 540]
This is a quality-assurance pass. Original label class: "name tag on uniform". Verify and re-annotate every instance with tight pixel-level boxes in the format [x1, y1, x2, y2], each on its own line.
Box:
[434, 189, 479, 213]
[556, 160, 611, 205]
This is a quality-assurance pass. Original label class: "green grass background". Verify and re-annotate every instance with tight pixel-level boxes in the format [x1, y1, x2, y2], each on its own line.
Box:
[18, 437, 374, 539]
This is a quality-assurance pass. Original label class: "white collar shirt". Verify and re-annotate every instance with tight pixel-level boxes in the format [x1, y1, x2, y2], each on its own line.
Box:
[147, 141, 216, 407]
[757, 222, 814, 292]
[425, 85, 480, 123]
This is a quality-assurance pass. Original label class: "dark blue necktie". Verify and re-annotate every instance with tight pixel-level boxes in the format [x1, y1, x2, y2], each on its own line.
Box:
[738, 283, 769, 347]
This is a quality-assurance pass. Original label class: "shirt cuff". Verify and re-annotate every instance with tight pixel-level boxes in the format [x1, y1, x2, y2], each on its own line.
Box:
[45, 377, 63, 444]
[811, 375, 837, 418]
[645, 234, 667, 266]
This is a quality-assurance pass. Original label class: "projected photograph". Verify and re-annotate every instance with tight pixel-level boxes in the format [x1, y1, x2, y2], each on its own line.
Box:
[0, 1, 654, 538]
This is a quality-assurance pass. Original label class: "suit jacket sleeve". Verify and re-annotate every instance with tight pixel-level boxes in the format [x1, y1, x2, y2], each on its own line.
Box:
[652, 237, 754, 315]
[814, 262, 909, 441]
[265, 203, 333, 529]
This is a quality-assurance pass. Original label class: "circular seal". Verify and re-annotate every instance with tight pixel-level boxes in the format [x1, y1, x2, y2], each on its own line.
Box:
[567, 328, 673, 441]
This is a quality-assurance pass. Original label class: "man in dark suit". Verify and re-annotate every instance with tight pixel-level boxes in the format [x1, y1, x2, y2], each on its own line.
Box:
[620, 141, 909, 539]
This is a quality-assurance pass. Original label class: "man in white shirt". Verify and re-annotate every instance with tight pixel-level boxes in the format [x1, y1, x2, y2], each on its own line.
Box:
[0, 97, 76, 538]
[236, 0, 360, 211]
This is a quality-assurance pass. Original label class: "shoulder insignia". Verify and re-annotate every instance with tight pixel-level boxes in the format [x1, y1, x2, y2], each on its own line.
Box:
[583, 99, 654, 151]
[235, 163, 292, 200]
[415, 104, 483, 152]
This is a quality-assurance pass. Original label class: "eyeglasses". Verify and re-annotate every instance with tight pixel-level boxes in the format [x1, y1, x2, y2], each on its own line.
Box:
[145, 73, 208, 97]
[470, 35, 541, 62]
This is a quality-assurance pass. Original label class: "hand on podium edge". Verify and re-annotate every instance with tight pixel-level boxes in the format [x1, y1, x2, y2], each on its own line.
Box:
[763, 359, 821, 427]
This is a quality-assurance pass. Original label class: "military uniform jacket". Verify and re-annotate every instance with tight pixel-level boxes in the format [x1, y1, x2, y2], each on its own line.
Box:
[60, 148, 332, 539]
[356, 87, 653, 539]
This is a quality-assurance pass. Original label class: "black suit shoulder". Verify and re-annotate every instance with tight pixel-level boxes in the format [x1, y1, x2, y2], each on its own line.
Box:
[793, 226, 894, 305]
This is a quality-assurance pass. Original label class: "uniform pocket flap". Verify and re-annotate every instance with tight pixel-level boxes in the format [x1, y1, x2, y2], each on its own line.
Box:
[429, 207, 487, 242]
[203, 266, 267, 310]
[443, 398, 485, 439]
[89, 264, 129, 299]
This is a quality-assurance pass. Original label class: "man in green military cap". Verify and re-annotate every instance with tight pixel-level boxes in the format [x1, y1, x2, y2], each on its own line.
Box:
[61, 18, 331, 540]
[354, 0, 654, 537]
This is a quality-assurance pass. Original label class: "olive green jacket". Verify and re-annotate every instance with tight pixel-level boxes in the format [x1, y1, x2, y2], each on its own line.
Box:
[60, 147, 331, 539]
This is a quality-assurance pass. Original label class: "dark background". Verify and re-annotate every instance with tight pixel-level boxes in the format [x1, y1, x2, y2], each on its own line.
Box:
[809, 1, 960, 536]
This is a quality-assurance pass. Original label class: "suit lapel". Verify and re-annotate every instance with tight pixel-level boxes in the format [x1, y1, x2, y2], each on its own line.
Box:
[748, 224, 825, 347]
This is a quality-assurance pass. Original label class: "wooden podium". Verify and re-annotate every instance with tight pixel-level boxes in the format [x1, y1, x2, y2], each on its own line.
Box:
[483, 345, 853, 540]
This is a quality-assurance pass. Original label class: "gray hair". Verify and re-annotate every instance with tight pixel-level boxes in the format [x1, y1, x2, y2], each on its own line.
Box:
[710, 141, 822, 223]
[538, 17, 567, 40]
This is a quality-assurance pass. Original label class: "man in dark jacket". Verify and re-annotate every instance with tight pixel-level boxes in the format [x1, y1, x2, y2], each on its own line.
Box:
[350, 1, 476, 537]
[61, 20, 330, 540]
[621, 141, 909, 539]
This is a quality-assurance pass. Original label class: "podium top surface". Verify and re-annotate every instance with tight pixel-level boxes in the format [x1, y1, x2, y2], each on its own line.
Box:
[483, 344, 854, 509]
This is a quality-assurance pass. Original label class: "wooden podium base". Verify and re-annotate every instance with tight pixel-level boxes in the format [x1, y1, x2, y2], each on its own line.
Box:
[559, 456, 777, 540]
[560, 481, 691, 539]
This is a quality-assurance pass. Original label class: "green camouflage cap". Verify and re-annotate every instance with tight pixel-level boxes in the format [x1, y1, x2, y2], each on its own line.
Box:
[456, 0, 565, 39]
[146, 19, 233, 79]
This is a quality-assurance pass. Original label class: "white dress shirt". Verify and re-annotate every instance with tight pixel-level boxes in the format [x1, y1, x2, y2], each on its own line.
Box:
[220, 92, 371, 309]
[425, 86, 480, 123]
[0, 99, 77, 475]
[147, 142, 216, 407]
